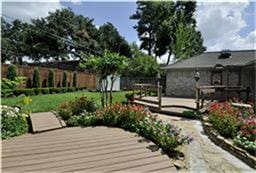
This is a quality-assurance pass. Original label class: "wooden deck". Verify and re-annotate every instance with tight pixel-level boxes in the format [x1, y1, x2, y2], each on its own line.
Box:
[134, 96, 209, 115]
[2, 127, 177, 172]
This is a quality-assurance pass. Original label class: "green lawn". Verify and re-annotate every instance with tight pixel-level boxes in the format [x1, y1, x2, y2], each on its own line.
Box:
[1, 91, 129, 113]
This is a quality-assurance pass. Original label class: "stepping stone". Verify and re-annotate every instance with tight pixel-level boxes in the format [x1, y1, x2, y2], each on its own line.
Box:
[30, 112, 66, 133]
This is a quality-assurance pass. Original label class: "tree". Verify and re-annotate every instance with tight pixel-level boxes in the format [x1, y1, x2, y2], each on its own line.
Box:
[97, 23, 131, 58]
[127, 42, 160, 77]
[1, 18, 30, 64]
[48, 70, 54, 87]
[62, 71, 67, 87]
[7, 64, 17, 80]
[131, 1, 205, 64]
[72, 72, 77, 87]
[81, 51, 128, 107]
[172, 23, 205, 61]
[32, 68, 41, 88]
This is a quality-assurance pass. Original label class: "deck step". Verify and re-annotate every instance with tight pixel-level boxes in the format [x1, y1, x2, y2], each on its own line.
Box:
[30, 112, 66, 133]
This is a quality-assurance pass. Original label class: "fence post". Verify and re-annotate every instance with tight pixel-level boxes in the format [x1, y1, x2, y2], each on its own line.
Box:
[158, 86, 162, 110]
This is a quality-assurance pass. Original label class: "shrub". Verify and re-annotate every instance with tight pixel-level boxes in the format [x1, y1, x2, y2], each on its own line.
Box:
[67, 87, 76, 92]
[48, 70, 54, 87]
[62, 71, 67, 87]
[58, 101, 74, 120]
[95, 103, 192, 151]
[34, 88, 42, 95]
[209, 114, 239, 138]
[125, 93, 134, 101]
[32, 68, 41, 88]
[1, 89, 14, 97]
[24, 89, 35, 96]
[2, 76, 26, 90]
[72, 72, 77, 87]
[60, 87, 68, 93]
[40, 88, 50, 94]
[1, 105, 29, 139]
[7, 65, 17, 80]
[58, 96, 97, 120]
[67, 114, 98, 127]
[182, 110, 198, 119]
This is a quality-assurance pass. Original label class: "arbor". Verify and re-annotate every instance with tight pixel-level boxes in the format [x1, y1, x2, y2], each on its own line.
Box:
[131, 1, 205, 64]
[81, 51, 128, 107]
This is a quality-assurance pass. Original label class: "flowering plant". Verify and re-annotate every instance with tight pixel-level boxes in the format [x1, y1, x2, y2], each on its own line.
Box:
[1, 105, 29, 139]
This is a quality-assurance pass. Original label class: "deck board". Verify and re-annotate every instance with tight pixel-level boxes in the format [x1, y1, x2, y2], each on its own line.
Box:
[2, 127, 177, 172]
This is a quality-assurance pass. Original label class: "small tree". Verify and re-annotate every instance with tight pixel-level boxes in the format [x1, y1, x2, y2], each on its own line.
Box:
[7, 64, 17, 80]
[62, 71, 67, 87]
[81, 51, 128, 107]
[72, 71, 77, 87]
[32, 68, 40, 88]
[48, 69, 54, 87]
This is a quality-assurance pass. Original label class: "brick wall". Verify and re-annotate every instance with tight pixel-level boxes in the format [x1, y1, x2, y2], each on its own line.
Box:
[1, 64, 97, 89]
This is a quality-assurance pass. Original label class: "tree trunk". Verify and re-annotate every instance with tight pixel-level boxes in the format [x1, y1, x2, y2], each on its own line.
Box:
[104, 77, 108, 106]
[99, 78, 105, 107]
[18, 57, 23, 65]
[109, 76, 116, 105]
[166, 52, 172, 65]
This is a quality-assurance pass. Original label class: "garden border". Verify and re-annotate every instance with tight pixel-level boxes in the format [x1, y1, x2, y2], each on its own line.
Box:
[202, 117, 256, 169]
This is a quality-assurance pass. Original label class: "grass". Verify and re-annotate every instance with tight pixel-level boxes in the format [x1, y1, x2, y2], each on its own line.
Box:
[1, 91, 129, 113]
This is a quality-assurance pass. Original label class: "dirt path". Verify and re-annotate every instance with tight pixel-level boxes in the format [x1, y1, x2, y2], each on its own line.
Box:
[158, 114, 255, 173]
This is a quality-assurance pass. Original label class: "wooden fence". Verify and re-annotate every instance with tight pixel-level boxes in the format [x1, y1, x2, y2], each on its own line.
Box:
[1, 64, 97, 89]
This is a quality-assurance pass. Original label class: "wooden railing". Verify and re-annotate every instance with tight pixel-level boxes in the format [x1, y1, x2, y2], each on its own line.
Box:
[132, 83, 162, 110]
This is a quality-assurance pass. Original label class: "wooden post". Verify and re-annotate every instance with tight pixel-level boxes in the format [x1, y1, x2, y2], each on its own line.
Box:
[159, 86, 162, 110]
[195, 82, 200, 114]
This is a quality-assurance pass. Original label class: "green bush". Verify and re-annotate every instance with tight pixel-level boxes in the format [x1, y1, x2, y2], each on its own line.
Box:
[34, 88, 42, 95]
[7, 65, 17, 80]
[67, 87, 76, 92]
[60, 87, 68, 93]
[62, 71, 67, 87]
[182, 111, 198, 119]
[40, 88, 49, 94]
[24, 88, 35, 96]
[48, 70, 54, 87]
[1, 105, 29, 139]
[32, 68, 41, 88]
[209, 114, 239, 138]
[58, 96, 97, 120]
[67, 114, 98, 127]
[1, 89, 14, 97]
[72, 72, 77, 87]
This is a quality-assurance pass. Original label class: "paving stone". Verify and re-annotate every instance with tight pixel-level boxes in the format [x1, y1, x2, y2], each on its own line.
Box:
[158, 114, 255, 173]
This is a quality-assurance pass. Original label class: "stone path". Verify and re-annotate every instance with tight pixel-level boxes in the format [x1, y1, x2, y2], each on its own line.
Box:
[30, 112, 66, 133]
[2, 127, 177, 172]
[158, 114, 255, 173]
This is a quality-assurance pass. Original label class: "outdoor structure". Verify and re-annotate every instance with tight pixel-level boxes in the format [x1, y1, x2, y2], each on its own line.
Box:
[165, 50, 256, 101]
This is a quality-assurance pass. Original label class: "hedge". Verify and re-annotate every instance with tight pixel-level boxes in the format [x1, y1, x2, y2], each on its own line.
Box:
[7, 65, 17, 80]
[1, 87, 87, 97]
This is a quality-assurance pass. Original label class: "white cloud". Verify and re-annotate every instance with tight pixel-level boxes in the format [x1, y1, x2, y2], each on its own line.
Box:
[2, 1, 65, 23]
[195, 1, 255, 51]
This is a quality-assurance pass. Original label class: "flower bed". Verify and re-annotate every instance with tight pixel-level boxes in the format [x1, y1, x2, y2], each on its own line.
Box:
[1, 105, 29, 139]
[204, 102, 256, 168]
[59, 99, 192, 153]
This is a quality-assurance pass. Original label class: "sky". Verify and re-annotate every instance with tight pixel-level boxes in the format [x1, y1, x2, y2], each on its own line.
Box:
[2, 0, 256, 63]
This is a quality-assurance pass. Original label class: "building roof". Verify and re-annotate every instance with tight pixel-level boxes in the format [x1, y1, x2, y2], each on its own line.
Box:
[165, 50, 256, 69]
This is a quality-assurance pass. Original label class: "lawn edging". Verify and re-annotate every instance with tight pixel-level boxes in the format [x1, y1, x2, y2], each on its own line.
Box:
[202, 116, 256, 169]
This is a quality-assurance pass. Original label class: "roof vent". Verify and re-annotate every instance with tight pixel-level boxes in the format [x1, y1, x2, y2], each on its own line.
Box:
[219, 49, 231, 59]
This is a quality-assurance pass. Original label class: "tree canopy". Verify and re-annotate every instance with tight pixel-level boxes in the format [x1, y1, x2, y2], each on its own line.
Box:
[1, 8, 131, 64]
[130, 0, 206, 64]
